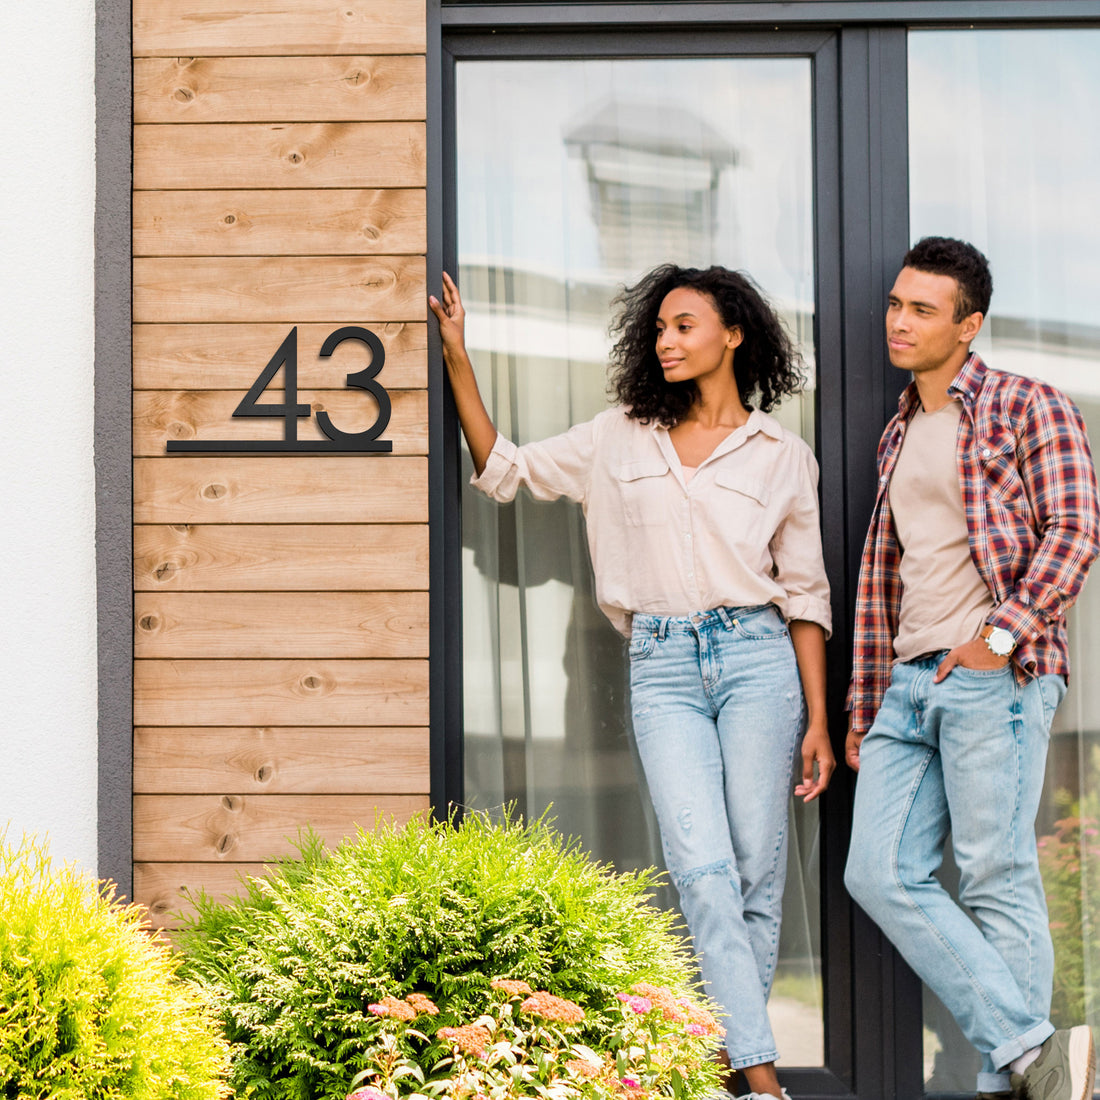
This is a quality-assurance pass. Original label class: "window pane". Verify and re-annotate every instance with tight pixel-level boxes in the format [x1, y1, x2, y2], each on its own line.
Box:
[909, 28, 1100, 1092]
[456, 57, 823, 1065]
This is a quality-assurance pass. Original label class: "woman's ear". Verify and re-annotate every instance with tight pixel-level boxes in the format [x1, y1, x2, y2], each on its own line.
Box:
[727, 325, 744, 351]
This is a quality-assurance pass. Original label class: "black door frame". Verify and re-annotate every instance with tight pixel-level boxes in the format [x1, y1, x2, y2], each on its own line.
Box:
[422, 5, 1100, 1098]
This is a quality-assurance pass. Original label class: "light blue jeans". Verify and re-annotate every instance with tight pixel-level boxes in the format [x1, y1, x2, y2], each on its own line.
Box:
[844, 654, 1066, 1094]
[629, 604, 804, 1069]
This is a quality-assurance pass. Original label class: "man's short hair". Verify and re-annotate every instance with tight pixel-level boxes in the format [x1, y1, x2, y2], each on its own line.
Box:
[902, 236, 993, 322]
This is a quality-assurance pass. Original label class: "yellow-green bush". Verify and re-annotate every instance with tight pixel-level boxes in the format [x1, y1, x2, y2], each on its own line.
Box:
[0, 832, 229, 1099]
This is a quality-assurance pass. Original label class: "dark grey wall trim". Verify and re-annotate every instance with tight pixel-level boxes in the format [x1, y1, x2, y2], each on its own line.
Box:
[442, 1, 1100, 25]
[428, 0, 467, 819]
[834, 25, 920, 1100]
[95, 0, 133, 898]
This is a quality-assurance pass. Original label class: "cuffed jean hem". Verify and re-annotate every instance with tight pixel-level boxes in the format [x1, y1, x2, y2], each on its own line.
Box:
[727, 1049, 781, 1072]
[988, 1019, 1055, 1079]
[977, 1071, 1013, 1094]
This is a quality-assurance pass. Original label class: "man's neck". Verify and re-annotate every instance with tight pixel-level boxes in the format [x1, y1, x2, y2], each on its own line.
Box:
[911, 349, 971, 412]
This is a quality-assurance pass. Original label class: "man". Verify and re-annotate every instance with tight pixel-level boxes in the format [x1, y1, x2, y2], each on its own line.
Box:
[844, 236, 1099, 1100]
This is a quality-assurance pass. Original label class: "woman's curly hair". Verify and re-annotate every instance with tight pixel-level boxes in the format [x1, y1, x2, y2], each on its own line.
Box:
[607, 264, 805, 426]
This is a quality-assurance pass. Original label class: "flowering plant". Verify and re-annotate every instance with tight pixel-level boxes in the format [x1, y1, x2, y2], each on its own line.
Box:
[345, 978, 723, 1100]
[1037, 758, 1100, 1029]
[177, 813, 722, 1100]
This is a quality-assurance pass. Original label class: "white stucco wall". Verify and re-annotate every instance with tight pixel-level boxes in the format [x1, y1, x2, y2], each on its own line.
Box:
[0, 2, 99, 873]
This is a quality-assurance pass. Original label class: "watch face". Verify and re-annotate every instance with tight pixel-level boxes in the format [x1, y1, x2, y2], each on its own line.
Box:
[986, 627, 1015, 656]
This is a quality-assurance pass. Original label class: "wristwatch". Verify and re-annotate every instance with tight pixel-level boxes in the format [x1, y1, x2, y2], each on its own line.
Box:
[980, 623, 1016, 657]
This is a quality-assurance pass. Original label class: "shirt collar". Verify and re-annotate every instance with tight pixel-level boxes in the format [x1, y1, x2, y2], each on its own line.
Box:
[650, 407, 782, 440]
[896, 352, 987, 419]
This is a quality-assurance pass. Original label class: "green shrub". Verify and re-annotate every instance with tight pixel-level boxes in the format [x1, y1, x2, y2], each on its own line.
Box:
[0, 832, 229, 1099]
[176, 813, 722, 1100]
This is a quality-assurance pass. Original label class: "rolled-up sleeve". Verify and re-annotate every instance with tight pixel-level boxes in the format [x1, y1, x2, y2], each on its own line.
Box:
[770, 447, 833, 637]
[471, 422, 597, 505]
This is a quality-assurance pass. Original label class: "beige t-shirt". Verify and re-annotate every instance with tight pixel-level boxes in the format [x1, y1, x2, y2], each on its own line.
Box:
[471, 406, 832, 639]
[889, 399, 995, 661]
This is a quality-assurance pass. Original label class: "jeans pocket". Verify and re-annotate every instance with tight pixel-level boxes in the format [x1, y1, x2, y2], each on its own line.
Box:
[731, 605, 788, 641]
[951, 662, 1013, 679]
[1038, 673, 1067, 727]
[628, 631, 656, 661]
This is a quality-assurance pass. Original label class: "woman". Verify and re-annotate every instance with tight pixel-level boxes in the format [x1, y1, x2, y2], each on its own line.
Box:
[430, 264, 833, 1100]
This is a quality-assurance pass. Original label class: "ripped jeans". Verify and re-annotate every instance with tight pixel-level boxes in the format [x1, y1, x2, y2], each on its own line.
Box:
[629, 605, 804, 1068]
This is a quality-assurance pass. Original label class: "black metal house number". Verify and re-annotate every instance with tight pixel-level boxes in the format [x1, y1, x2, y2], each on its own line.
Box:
[167, 326, 392, 453]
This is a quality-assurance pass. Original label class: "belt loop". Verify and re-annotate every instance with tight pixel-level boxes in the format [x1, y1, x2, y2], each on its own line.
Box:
[657, 617, 669, 641]
[715, 606, 734, 631]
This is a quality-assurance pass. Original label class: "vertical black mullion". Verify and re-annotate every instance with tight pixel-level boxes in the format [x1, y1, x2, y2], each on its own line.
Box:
[838, 23, 920, 1100]
[429, 0, 465, 819]
[95, 0, 133, 898]
[810, 30, 857, 1096]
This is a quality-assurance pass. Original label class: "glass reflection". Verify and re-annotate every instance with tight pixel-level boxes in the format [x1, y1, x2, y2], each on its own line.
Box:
[909, 28, 1100, 1092]
[456, 57, 823, 1066]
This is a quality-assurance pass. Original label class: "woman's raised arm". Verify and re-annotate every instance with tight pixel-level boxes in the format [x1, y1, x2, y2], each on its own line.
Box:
[429, 271, 498, 476]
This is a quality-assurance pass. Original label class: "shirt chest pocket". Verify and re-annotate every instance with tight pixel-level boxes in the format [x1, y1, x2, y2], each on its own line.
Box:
[976, 429, 1030, 515]
[713, 471, 772, 541]
[616, 458, 669, 526]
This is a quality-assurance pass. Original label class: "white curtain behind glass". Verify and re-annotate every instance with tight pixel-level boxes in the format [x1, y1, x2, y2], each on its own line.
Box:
[456, 57, 825, 1066]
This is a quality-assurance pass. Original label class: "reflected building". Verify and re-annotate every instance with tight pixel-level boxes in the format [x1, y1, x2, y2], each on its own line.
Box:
[564, 101, 738, 274]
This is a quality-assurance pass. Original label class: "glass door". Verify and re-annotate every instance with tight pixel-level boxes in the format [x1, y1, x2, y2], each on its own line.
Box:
[451, 47, 831, 1071]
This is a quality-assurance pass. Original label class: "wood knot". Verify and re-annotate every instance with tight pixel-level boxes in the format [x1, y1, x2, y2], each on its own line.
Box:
[138, 614, 160, 632]
[221, 795, 242, 812]
[153, 562, 175, 581]
[169, 524, 191, 533]
[201, 483, 227, 500]
[358, 272, 395, 292]
[173, 86, 195, 103]
[168, 421, 194, 439]
[361, 224, 382, 241]
[287, 150, 304, 164]
[255, 764, 274, 783]
[151, 899, 170, 914]
[310, 400, 325, 413]
[223, 213, 236, 224]
[345, 69, 369, 86]
[302, 675, 322, 690]
[215, 833, 237, 856]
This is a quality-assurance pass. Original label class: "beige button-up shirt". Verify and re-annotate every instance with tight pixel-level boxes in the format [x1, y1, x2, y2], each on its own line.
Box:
[472, 406, 832, 638]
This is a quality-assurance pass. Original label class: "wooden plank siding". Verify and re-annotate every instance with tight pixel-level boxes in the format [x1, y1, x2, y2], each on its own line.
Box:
[132, 0, 431, 928]
[135, 57, 426, 123]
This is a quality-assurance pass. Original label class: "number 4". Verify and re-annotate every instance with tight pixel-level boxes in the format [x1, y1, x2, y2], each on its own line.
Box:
[232, 327, 311, 440]
[231, 326, 392, 452]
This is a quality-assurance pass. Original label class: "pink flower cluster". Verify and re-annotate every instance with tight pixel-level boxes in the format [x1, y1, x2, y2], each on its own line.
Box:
[618, 983, 724, 1037]
[366, 993, 439, 1020]
[490, 977, 534, 997]
[519, 990, 585, 1023]
[616, 993, 653, 1015]
[437, 1023, 492, 1058]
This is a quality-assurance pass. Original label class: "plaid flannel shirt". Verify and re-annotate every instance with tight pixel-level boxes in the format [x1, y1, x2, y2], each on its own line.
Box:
[847, 353, 1100, 735]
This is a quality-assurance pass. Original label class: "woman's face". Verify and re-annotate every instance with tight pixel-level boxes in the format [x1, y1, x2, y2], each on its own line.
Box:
[654, 286, 743, 387]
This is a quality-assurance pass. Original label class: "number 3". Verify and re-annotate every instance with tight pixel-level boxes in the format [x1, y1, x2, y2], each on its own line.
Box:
[314, 326, 392, 452]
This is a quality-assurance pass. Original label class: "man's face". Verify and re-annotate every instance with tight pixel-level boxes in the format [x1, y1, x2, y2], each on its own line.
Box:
[886, 266, 982, 374]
